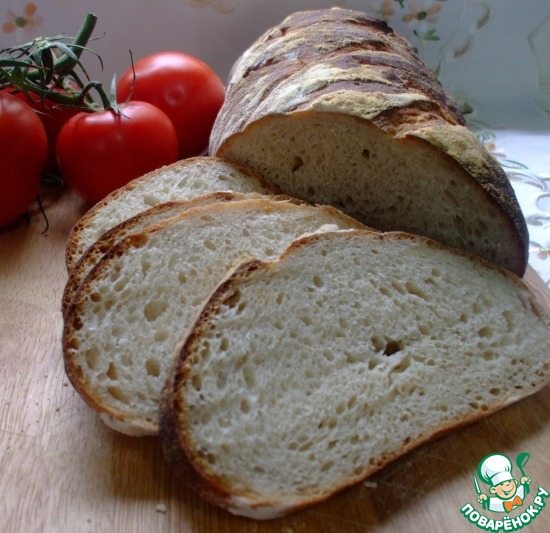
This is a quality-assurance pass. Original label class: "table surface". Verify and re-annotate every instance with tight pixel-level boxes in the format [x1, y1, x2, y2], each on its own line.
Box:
[1, 186, 549, 533]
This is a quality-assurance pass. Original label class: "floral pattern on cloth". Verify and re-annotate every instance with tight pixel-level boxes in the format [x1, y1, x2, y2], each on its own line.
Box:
[2, 2, 42, 39]
[477, 130, 550, 286]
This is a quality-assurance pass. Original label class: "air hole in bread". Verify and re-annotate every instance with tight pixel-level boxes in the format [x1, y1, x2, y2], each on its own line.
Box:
[114, 279, 126, 292]
[107, 386, 130, 404]
[223, 288, 242, 308]
[383, 340, 403, 356]
[392, 354, 411, 372]
[453, 214, 467, 239]
[85, 346, 99, 369]
[240, 398, 251, 414]
[107, 362, 118, 380]
[291, 156, 304, 173]
[405, 281, 428, 300]
[154, 329, 169, 342]
[336, 402, 346, 415]
[312, 275, 325, 288]
[142, 194, 158, 207]
[204, 239, 217, 251]
[141, 258, 152, 276]
[144, 300, 168, 322]
[443, 188, 460, 208]
[418, 324, 431, 335]
[191, 373, 202, 391]
[70, 338, 80, 350]
[203, 453, 217, 465]
[145, 358, 161, 377]
[379, 286, 391, 297]
[345, 351, 362, 364]
[372, 336, 404, 356]
[90, 292, 102, 303]
[243, 367, 256, 388]
[478, 326, 493, 338]
[220, 337, 229, 351]
[367, 357, 379, 370]
[502, 310, 516, 331]
[362, 148, 370, 159]
[391, 281, 406, 295]
[482, 350, 495, 361]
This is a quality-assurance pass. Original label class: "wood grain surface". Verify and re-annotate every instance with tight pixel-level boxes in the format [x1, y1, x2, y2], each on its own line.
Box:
[1, 186, 549, 533]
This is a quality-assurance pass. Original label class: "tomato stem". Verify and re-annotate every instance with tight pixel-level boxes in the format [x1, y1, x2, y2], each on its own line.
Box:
[42, 13, 99, 78]
[0, 13, 110, 111]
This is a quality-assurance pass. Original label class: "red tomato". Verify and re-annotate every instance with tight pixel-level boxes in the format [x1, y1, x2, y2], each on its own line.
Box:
[5, 84, 80, 173]
[56, 101, 179, 204]
[117, 51, 225, 159]
[0, 92, 48, 228]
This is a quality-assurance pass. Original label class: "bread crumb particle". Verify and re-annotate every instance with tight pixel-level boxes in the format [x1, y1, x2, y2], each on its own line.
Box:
[156, 503, 167, 513]
[362, 480, 378, 488]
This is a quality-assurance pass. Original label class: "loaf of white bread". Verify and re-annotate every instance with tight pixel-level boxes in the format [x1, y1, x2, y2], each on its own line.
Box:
[160, 230, 549, 520]
[209, 7, 529, 276]
[63, 198, 366, 436]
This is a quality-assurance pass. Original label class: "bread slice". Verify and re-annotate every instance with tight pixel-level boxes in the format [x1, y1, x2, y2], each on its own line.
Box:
[160, 230, 549, 520]
[210, 8, 529, 276]
[65, 156, 278, 271]
[63, 199, 366, 436]
[61, 192, 262, 316]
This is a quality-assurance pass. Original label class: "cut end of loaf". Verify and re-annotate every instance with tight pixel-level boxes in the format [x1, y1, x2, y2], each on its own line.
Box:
[216, 112, 527, 276]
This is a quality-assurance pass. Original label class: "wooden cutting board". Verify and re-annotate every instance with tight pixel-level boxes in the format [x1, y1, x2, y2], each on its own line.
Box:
[1, 186, 549, 533]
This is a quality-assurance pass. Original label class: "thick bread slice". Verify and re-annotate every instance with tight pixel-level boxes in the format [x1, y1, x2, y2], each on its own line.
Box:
[210, 8, 528, 276]
[63, 199, 366, 436]
[160, 230, 549, 520]
[61, 192, 263, 315]
[65, 156, 278, 271]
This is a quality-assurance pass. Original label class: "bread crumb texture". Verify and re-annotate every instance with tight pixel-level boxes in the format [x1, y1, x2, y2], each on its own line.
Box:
[66, 157, 275, 270]
[177, 232, 548, 510]
[64, 200, 364, 434]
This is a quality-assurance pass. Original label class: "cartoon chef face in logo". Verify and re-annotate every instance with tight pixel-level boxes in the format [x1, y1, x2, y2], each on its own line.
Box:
[475, 453, 532, 513]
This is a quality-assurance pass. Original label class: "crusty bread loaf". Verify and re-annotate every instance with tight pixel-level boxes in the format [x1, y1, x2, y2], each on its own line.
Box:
[160, 230, 549, 520]
[65, 156, 278, 271]
[63, 199, 366, 436]
[61, 192, 262, 315]
[210, 8, 529, 276]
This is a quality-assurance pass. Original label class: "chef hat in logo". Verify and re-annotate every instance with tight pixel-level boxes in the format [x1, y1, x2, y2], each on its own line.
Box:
[478, 454, 514, 486]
